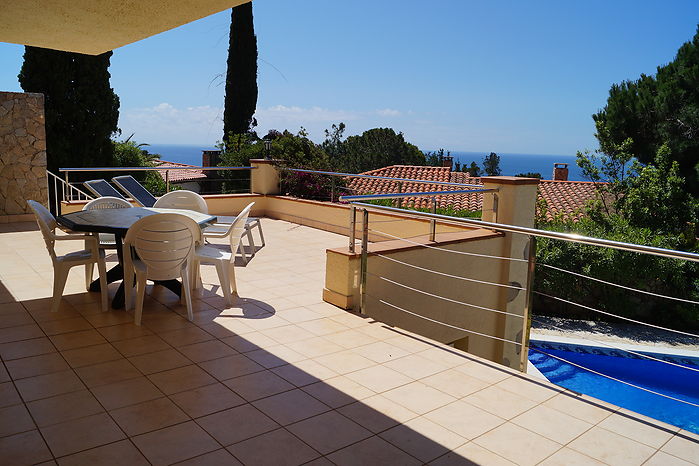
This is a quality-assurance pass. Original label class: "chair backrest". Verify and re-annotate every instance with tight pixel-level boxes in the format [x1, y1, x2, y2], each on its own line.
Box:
[84, 180, 127, 200]
[83, 196, 132, 211]
[112, 175, 158, 207]
[26, 200, 58, 260]
[226, 202, 254, 263]
[153, 190, 208, 214]
[123, 213, 202, 281]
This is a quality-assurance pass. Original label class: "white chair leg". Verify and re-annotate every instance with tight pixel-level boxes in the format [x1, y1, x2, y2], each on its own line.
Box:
[51, 266, 69, 313]
[96, 255, 108, 313]
[228, 262, 237, 296]
[85, 263, 94, 291]
[134, 272, 147, 326]
[124, 266, 133, 311]
[257, 221, 265, 246]
[215, 261, 233, 306]
[181, 265, 194, 322]
[245, 228, 256, 258]
[237, 243, 249, 265]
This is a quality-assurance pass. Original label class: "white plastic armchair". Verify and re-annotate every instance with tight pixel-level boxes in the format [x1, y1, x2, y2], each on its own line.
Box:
[27, 200, 108, 313]
[153, 190, 209, 213]
[193, 202, 254, 305]
[122, 213, 202, 325]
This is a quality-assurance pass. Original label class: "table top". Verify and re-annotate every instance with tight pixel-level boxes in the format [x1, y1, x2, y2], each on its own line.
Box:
[57, 207, 217, 235]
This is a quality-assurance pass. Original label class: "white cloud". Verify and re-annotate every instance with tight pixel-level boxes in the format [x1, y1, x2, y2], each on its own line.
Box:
[119, 103, 223, 144]
[376, 108, 401, 117]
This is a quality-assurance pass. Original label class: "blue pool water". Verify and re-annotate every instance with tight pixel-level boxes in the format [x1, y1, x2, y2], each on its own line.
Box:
[528, 343, 699, 434]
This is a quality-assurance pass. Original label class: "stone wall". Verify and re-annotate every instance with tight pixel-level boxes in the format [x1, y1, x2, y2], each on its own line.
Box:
[0, 91, 48, 216]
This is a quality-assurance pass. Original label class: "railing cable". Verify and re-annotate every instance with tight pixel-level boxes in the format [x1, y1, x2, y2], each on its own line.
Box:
[375, 253, 525, 291]
[534, 291, 699, 339]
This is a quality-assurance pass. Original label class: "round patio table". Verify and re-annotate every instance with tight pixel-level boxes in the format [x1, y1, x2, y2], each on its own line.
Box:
[57, 207, 217, 309]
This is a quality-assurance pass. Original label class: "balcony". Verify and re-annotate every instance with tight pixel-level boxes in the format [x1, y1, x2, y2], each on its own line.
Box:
[1, 213, 697, 465]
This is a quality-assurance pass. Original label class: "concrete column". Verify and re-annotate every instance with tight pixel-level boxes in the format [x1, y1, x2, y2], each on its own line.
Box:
[250, 159, 281, 195]
[481, 176, 539, 371]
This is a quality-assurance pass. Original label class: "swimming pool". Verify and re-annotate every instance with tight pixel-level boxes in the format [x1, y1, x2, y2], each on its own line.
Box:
[528, 340, 699, 434]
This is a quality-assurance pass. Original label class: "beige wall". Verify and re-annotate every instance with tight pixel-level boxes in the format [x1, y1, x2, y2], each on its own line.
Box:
[0, 91, 48, 219]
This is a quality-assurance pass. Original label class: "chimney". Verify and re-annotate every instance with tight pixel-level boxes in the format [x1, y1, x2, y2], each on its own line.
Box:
[202, 150, 221, 167]
[442, 155, 453, 169]
[553, 163, 569, 181]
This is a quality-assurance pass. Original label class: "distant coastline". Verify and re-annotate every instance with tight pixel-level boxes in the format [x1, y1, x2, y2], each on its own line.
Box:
[146, 144, 585, 181]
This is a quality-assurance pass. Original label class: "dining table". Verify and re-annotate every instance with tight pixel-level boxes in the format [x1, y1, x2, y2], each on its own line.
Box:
[57, 207, 217, 309]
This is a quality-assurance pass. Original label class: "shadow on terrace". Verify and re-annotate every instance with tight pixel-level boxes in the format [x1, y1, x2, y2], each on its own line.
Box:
[1, 164, 698, 465]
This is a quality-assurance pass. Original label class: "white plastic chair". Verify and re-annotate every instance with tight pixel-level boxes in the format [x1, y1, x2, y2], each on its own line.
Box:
[153, 190, 257, 263]
[193, 202, 254, 305]
[153, 190, 209, 213]
[122, 213, 202, 325]
[27, 200, 108, 313]
[82, 196, 132, 284]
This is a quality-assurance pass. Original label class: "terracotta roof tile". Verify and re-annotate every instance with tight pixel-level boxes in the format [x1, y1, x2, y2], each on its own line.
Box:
[154, 160, 208, 183]
[347, 165, 602, 221]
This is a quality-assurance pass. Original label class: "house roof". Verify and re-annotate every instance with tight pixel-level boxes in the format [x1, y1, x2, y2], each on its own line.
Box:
[347, 165, 602, 220]
[154, 160, 208, 183]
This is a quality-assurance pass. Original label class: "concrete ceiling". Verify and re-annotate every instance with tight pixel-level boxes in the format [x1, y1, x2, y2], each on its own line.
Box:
[0, 0, 250, 55]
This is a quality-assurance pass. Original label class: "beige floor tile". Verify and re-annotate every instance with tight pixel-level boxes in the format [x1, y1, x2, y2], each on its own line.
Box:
[197, 404, 279, 446]
[344, 364, 413, 393]
[110, 397, 189, 436]
[327, 328, 379, 349]
[57, 439, 150, 466]
[454, 360, 513, 384]
[511, 404, 593, 444]
[473, 422, 561, 466]
[296, 317, 350, 336]
[644, 450, 695, 466]
[75, 358, 142, 388]
[430, 442, 516, 466]
[174, 449, 243, 465]
[128, 348, 191, 374]
[220, 332, 277, 353]
[313, 350, 375, 375]
[568, 426, 656, 465]
[0, 323, 44, 344]
[383, 381, 457, 415]
[169, 382, 246, 418]
[40, 412, 125, 457]
[27, 389, 104, 427]
[287, 411, 372, 455]
[660, 432, 699, 464]
[227, 427, 320, 466]
[159, 327, 214, 347]
[15, 370, 85, 402]
[0, 403, 36, 437]
[253, 389, 330, 425]
[223, 369, 295, 401]
[198, 353, 265, 381]
[302, 375, 375, 408]
[353, 341, 411, 363]
[383, 353, 449, 379]
[91, 376, 163, 410]
[338, 393, 418, 433]
[286, 336, 344, 359]
[538, 447, 606, 466]
[5, 352, 69, 379]
[542, 392, 615, 424]
[462, 385, 538, 420]
[380, 416, 466, 462]
[97, 322, 154, 341]
[82, 311, 134, 328]
[598, 410, 679, 448]
[0, 380, 23, 407]
[261, 324, 317, 344]
[177, 339, 238, 363]
[425, 400, 505, 440]
[329, 435, 421, 466]
[111, 335, 170, 357]
[276, 306, 323, 324]
[0, 430, 53, 465]
[148, 364, 217, 395]
[49, 329, 108, 352]
[245, 345, 307, 369]
[132, 421, 221, 466]
[61, 343, 123, 368]
[421, 368, 491, 398]
[38, 317, 92, 336]
[0, 337, 55, 360]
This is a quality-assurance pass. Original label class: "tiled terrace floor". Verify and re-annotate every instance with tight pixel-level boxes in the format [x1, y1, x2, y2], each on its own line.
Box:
[0, 218, 697, 465]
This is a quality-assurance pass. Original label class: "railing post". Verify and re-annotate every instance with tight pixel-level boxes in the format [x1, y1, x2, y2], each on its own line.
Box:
[520, 235, 536, 372]
[165, 170, 170, 193]
[429, 197, 437, 242]
[330, 177, 335, 203]
[349, 205, 357, 253]
[359, 208, 369, 314]
[396, 182, 403, 208]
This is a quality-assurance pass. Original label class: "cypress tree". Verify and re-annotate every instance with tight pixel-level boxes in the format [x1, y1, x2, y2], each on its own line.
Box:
[18, 47, 120, 176]
[223, 2, 258, 143]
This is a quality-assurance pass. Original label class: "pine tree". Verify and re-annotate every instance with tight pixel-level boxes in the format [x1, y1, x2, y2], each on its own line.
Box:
[482, 152, 501, 176]
[223, 2, 258, 143]
[18, 47, 120, 175]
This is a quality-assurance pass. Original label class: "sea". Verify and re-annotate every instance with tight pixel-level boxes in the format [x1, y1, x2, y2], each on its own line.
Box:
[147, 144, 585, 181]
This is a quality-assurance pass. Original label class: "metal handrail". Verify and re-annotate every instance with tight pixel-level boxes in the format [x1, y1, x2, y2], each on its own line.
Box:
[59, 166, 255, 172]
[351, 201, 699, 263]
[282, 167, 484, 188]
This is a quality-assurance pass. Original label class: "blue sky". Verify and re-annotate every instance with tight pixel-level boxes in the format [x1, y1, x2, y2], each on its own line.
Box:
[0, 0, 697, 155]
